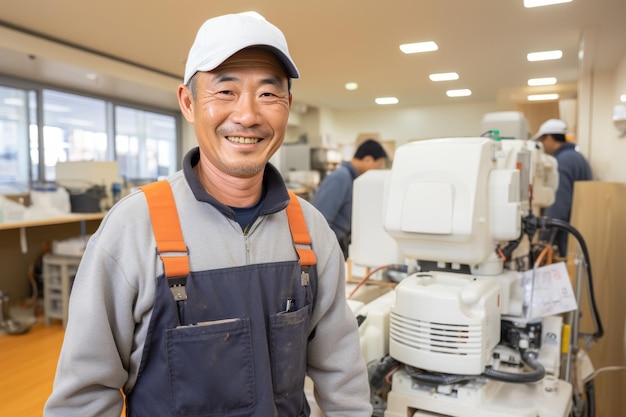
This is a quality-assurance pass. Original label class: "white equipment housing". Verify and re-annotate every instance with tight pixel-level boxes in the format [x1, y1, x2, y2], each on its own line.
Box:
[367, 135, 572, 417]
[390, 272, 500, 375]
[497, 139, 558, 212]
[384, 137, 521, 274]
[384, 370, 572, 417]
[350, 169, 404, 267]
[481, 111, 531, 141]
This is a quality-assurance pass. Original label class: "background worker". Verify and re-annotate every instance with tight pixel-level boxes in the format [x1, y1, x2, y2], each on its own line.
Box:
[44, 12, 372, 417]
[312, 139, 388, 258]
[533, 118, 592, 257]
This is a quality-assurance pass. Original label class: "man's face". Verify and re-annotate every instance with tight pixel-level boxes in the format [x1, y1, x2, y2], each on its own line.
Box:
[537, 134, 557, 155]
[179, 48, 292, 178]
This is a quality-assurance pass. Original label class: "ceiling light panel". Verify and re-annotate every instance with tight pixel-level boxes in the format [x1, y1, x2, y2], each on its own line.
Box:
[524, 0, 572, 8]
[345, 82, 358, 91]
[429, 72, 459, 82]
[528, 93, 559, 101]
[400, 41, 438, 54]
[528, 77, 557, 86]
[446, 89, 472, 97]
[527, 50, 563, 62]
[375, 97, 399, 105]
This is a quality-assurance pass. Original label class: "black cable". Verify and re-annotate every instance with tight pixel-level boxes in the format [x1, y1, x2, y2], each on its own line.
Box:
[542, 217, 603, 340]
[584, 379, 595, 417]
[498, 227, 524, 261]
[483, 349, 545, 383]
[403, 349, 545, 386]
[368, 355, 399, 391]
[523, 215, 604, 340]
[403, 365, 476, 385]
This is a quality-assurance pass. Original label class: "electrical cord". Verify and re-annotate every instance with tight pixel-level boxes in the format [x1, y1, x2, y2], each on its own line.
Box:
[524, 215, 604, 340]
[483, 349, 545, 383]
[533, 244, 554, 268]
[403, 365, 477, 385]
[584, 379, 595, 417]
[401, 349, 546, 386]
[546, 218, 603, 340]
[348, 264, 408, 299]
[347, 265, 390, 299]
[522, 214, 604, 416]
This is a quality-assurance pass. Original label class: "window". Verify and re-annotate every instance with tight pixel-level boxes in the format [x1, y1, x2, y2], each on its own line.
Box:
[0, 78, 180, 193]
[115, 106, 178, 182]
[41, 90, 108, 181]
[0, 85, 31, 192]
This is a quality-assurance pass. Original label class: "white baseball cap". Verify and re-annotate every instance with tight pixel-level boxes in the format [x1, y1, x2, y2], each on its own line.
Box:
[532, 119, 567, 141]
[183, 12, 300, 84]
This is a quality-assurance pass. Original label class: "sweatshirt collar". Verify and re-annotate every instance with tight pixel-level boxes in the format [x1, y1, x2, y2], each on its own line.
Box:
[182, 147, 290, 220]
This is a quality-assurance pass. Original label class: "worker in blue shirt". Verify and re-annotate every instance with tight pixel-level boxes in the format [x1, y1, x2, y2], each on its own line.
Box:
[312, 139, 387, 258]
[533, 119, 592, 257]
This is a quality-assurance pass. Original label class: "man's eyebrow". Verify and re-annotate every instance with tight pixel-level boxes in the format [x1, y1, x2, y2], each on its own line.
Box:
[214, 74, 238, 83]
[213, 73, 286, 88]
[259, 75, 285, 88]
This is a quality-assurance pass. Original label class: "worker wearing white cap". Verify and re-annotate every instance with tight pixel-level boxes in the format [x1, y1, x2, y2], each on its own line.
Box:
[45, 12, 372, 417]
[533, 119, 592, 256]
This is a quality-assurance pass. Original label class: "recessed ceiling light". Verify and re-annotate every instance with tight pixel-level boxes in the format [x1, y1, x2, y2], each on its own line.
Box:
[528, 93, 559, 101]
[375, 97, 399, 105]
[446, 89, 472, 97]
[429, 72, 459, 82]
[620, 94, 626, 103]
[524, 0, 572, 8]
[527, 50, 563, 62]
[400, 41, 438, 54]
[528, 77, 557, 86]
[345, 82, 358, 91]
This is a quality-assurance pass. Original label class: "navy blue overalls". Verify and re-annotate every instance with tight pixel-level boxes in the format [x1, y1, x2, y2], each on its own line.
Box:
[126, 180, 318, 417]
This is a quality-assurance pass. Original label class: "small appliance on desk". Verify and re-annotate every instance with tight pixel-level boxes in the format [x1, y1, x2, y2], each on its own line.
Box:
[55, 161, 122, 212]
[65, 184, 106, 213]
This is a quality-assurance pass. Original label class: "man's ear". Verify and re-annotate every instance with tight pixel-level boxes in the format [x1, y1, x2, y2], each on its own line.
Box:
[177, 84, 195, 124]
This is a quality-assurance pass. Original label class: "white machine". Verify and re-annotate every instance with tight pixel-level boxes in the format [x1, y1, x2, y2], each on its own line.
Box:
[354, 131, 574, 417]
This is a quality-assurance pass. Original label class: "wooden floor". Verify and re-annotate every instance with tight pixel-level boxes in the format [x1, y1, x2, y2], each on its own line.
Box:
[0, 318, 126, 416]
[0, 320, 65, 416]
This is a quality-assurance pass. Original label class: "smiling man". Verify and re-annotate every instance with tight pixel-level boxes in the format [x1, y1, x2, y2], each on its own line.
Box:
[45, 12, 372, 417]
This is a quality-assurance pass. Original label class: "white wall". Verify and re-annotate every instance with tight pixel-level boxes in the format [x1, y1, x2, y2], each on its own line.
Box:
[310, 101, 499, 149]
[581, 56, 626, 182]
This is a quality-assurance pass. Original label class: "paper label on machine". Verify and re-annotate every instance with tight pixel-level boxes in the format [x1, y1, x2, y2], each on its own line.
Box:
[522, 262, 577, 319]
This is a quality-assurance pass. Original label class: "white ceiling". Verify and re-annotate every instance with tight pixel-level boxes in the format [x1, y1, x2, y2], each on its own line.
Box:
[0, 0, 625, 112]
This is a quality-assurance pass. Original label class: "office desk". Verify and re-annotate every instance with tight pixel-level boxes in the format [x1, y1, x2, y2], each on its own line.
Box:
[0, 212, 105, 231]
[0, 213, 105, 305]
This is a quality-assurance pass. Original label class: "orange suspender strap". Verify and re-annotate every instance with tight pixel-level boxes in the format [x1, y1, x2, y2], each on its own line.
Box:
[140, 180, 189, 301]
[286, 191, 317, 267]
[140, 184, 310, 294]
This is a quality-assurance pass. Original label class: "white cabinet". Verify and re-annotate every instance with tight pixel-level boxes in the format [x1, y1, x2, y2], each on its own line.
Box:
[42, 254, 81, 327]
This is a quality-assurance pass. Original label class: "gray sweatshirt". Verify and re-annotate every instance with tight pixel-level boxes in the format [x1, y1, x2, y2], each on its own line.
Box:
[44, 149, 372, 416]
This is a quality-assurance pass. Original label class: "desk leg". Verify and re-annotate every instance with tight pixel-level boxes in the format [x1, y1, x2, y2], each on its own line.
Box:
[19, 227, 28, 254]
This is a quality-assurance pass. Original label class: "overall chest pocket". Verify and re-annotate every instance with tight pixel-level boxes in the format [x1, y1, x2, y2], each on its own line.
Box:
[165, 318, 255, 416]
[269, 304, 311, 398]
